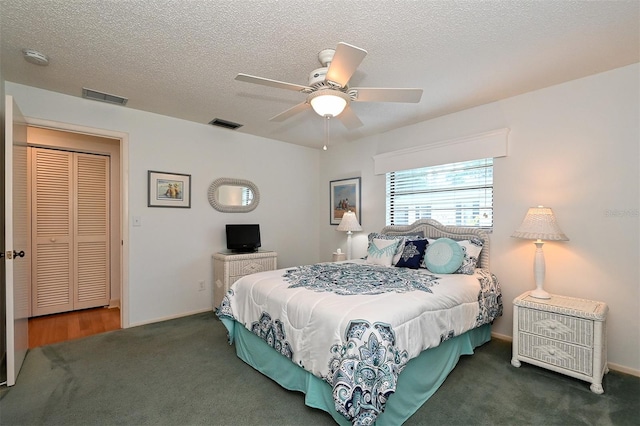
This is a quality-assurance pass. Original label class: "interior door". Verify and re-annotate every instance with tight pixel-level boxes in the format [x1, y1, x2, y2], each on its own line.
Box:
[31, 148, 73, 316]
[4, 95, 29, 386]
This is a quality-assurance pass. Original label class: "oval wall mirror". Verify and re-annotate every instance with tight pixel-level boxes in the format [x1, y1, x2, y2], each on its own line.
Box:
[208, 177, 260, 213]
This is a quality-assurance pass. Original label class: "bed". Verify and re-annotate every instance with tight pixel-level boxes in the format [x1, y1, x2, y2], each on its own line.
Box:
[216, 219, 502, 425]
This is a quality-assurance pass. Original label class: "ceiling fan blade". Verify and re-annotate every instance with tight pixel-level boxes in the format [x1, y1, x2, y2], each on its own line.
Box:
[325, 42, 367, 88]
[336, 105, 363, 130]
[352, 87, 423, 103]
[236, 73, 310, 92]
[269, 102, 311, 122]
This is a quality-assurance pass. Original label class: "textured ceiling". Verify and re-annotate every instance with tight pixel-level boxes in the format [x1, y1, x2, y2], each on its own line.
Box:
[1, 0, 638, 149]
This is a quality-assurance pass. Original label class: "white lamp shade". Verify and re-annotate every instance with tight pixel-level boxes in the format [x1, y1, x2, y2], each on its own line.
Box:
[336, 211, 362, 232]
[511, 206, 569, 241]
[309, 90, 349, 117]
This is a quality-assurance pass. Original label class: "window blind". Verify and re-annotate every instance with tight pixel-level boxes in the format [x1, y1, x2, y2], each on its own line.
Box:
[386, 158, 493, 228]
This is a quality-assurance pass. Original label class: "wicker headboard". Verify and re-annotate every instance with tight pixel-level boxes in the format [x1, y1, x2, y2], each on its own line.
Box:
[380, 219, 490, 269]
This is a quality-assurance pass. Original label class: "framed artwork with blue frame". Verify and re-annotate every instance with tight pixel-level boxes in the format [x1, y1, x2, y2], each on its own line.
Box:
[330, 177, 361, 225]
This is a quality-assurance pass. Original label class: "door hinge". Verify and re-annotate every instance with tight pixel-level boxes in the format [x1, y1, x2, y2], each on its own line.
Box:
[5, 250, 13, 259]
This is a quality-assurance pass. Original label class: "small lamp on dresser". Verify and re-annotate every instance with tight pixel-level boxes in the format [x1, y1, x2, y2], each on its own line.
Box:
[511, 206, 569, 299]
[336, 210, 362, 260]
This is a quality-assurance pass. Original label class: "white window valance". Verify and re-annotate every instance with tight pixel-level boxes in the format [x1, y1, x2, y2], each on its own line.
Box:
[373, 128, 509, 175]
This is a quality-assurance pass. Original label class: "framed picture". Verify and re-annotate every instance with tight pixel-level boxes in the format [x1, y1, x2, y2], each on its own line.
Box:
[148, 170, 191, 208]
[330, 177, 361, 225]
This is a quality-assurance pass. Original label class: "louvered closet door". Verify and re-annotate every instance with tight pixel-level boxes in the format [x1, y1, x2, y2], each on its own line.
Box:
[31, 149, 74, 316]
[74, 153, 110, 309]
[31, 148, 110, 316]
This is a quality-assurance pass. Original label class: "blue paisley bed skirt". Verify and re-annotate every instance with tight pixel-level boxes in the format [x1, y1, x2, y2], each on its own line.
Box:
[221, 318, 491, 425]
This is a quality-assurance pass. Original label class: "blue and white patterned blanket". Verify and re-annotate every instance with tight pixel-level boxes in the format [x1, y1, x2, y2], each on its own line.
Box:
[217, 260, 502, 425]
[283, 262, 441, 295]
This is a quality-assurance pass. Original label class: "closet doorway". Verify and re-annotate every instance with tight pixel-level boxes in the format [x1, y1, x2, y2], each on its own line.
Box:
[26, 127, 123, 341]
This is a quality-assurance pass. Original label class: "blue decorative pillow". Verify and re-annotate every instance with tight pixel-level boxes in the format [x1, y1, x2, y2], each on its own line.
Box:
[424, 238, 464, 274]
[395, 239, 429, 269]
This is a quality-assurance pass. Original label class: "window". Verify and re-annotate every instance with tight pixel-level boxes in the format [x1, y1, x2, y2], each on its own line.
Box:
[242, 187, 253, 206]
[386, 158, 493, 228]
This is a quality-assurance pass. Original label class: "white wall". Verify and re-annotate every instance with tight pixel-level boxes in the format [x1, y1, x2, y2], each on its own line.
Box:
[5, 64, 638, 372]
[319, 64, 640, 373]
[5, 82, 320, 326]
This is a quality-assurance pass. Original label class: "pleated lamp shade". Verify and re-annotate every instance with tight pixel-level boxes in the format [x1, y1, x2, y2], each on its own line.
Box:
[511, 206, 569, 241]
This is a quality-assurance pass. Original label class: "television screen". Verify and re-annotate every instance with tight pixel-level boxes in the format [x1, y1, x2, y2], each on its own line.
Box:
[226, 224, 261, 252]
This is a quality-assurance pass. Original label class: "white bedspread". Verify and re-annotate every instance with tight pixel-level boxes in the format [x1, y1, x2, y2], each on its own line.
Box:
[217, 260, 502, 425]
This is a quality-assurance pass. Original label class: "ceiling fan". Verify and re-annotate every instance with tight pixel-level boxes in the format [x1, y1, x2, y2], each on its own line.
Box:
[235, 42, 423, 130]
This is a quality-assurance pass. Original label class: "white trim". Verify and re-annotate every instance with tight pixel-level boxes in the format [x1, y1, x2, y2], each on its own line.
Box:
[373, 128, 509, 175]
[128, 308, 212, 328]
[491, 331, 512, 342]
[607, 362, 640, 378]
[22, 117, 130, 329]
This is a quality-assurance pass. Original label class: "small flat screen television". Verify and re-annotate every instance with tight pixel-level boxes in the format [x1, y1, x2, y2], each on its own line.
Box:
[226, 224, 261, 253]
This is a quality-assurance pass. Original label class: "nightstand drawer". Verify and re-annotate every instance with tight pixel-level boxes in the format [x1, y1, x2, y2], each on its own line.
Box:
[228, 258, 276, 277]
[518, 332, 593, 376]
[519, 307, 593, 347]
[213, 251, 278, 309]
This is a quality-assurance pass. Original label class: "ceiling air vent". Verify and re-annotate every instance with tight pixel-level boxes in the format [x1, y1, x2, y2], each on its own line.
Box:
[82, 88, 128, 106]
[209, 118, 243, 130]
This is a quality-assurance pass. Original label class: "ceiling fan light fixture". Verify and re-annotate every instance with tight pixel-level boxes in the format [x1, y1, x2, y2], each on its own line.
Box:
[308, 90, 349, 117]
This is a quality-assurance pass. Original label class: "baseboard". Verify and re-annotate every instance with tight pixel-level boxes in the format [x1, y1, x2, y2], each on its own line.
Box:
[607, 362, 640, 377]
[491, 331, 512, 342]
[128, 308, 212, 328]
[490, 331, 639, 378]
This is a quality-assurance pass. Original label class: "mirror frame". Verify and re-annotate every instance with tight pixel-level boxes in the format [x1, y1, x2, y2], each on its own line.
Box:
[207, 177, 260, 213]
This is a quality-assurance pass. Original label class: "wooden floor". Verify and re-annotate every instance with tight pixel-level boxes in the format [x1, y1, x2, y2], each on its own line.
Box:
[28, 307, 121, 349]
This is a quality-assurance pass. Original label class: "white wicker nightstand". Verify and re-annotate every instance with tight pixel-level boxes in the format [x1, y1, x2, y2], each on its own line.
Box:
[213, 251, 277, 309]
[511, 291, 609, 394]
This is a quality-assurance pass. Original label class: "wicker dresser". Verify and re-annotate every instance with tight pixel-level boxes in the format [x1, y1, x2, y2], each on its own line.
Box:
[511, 291, 608, 394]
[213, 251, 277, 309]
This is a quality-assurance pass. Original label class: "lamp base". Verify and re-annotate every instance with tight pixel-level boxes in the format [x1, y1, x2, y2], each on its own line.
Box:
[531, 240, 551, 299]
[530, 288, 551, 299]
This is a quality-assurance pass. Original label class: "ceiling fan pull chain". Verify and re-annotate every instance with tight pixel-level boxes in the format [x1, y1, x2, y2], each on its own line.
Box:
[323, 115, 331, 151]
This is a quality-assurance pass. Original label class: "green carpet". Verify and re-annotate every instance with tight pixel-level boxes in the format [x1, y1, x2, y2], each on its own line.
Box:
[1, 312, 638, 425]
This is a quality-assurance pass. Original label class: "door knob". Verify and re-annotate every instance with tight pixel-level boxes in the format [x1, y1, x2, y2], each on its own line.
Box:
[13, 250, 25, 258]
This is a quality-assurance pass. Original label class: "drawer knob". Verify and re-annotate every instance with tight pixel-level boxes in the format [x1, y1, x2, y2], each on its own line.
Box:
[548, 323, 556, 330]
[548, 348, 556, 355]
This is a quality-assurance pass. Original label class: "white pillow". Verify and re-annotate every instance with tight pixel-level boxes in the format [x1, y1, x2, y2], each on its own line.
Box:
[366, 233, 406, 264]
[366, 238, 401, 267]
[455, 238, 484, 274]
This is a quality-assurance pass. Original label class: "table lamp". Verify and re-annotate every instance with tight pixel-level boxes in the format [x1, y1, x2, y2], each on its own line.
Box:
[512, 206, 569, 299]
[336, 211, 362, 260]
